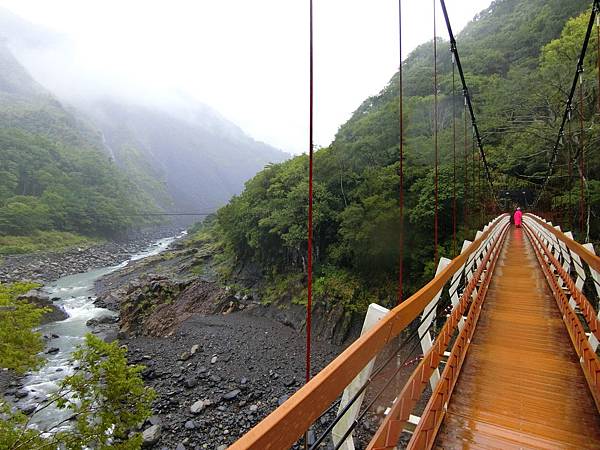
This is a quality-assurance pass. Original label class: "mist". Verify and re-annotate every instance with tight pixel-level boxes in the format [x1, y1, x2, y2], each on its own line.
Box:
[0, 0, 492, 154]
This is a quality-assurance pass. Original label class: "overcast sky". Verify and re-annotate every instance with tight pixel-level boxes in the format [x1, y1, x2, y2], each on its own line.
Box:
[0, 0, 493, 153]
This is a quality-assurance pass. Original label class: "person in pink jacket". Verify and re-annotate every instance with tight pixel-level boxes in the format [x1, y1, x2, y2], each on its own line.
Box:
[514, 207, 523, 227]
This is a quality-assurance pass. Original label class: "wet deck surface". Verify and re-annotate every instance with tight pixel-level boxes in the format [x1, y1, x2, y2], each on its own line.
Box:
[435, 227, 600, 449]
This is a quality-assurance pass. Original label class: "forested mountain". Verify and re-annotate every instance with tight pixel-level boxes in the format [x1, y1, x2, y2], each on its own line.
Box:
[77, 98, 287, 212]
[211, 0, 599, 311]
[0, 8, 288, 244]
[0, 40, 156, 238]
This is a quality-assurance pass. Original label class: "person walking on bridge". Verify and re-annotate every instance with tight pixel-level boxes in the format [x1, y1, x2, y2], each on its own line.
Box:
[514, 207, 523, 228]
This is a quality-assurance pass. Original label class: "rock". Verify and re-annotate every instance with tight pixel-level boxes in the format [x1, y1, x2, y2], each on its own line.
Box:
[190, 344, 200, 355]
[210, 355, 218, 364]
[249, 404, 258, 412]
[278, 395, 289, 406]
[46, 347, 60, 354]
[86, 315, 118, 327]
[15, 389, 29, 399]
[20, 403, 37, 415]
[216, 445, 227, 450]
[179, 351, 191, 361]
[184, 377, 197, 389]
[190, 399, 210, 414]
[223, 389, 241, 401]
[147, 415, 162, 426]
[18, 290, 69, 324]
[184, 420, 196, 430]
[175, 444, 186, 450]
[142, 424, 161, 447]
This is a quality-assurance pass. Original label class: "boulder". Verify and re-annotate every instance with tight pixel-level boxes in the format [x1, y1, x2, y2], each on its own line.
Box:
[18, 289, 68, 324]
[142, 424, 161, 447]
[86, 315, 118, 327]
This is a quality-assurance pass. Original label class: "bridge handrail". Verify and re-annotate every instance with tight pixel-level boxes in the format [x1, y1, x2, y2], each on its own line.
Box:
[525, 213, 600, 274]
[229, 213, 510, 450]
[523, 217, 600, 410]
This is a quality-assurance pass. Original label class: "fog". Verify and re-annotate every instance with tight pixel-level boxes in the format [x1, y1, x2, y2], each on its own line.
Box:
[0, 0, 492, 153]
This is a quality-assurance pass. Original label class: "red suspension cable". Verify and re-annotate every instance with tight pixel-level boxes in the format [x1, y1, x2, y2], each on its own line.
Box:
[433, 0, 439, 265]
[306, 0, 314, 385]
[398, 0, 405, 303]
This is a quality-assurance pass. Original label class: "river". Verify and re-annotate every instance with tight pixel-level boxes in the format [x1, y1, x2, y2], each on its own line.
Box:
[20, 231, 186, 431]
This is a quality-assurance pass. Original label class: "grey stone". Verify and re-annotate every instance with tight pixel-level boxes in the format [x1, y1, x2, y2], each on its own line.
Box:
[223, 389, 241, 401]
[190, 399, 210, 414]
[184, 420, 196, 430]
[142, 424, 161, 447]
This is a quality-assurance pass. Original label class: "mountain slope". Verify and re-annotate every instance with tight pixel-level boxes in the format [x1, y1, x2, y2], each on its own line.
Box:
[0, 40, 158, 238]
[211, 0, 597, 313]
[78, 98, 287, 212]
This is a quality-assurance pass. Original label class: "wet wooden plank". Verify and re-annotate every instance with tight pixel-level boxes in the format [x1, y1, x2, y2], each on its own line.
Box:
[435, 227, 600, 449]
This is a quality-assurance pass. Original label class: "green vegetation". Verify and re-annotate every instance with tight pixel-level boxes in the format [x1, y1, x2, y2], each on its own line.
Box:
[0, 42, 161, 252]
[0, 129, 158, 241]
[0, 231, 99, 255]
[208, 0, 598, 313]
[0, 282, 46, 372]
[0, 282, 155, 450]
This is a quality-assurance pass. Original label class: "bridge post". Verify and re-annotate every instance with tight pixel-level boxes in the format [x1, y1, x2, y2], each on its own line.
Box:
[449, 240, 471, 331]
[565, 231, 587, 309]
[418, 257, 451, 391]
[583, 243, 600, 351]
[331, 303, 389, 450]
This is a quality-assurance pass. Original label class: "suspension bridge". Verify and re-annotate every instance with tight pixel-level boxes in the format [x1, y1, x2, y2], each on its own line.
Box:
[226, 0, 600, 448]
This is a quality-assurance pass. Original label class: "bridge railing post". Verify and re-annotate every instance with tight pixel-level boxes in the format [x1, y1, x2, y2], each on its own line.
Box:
[331, 303, 389, 450]
[418, 257, 451, 391]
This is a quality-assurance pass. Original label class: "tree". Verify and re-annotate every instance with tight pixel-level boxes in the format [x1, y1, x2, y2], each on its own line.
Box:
[0, 283, 155, 450]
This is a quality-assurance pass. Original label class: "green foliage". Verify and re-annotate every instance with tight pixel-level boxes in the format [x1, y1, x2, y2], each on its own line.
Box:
[0, 282, 46, 373]
[0, 129, 159, 240]
[0, 231, 98, 255]
[1, 334, 155, 450]
[213, 0, 598, 313]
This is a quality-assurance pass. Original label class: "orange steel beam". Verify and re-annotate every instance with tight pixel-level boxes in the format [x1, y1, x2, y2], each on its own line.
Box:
[525, 213, 600, 274]
[405, 223, 508, 450]
[524, 218, 600, 343]
[524, 223, 600, 411]
[228, 214, 509, 450]
[368, 221, 509, 450]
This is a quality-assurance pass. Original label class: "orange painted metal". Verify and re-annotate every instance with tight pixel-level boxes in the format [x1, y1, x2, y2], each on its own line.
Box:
[526, 213, 600, 274]
[228, 215, 509, 450]
[367, 222, 509, 450]
[525, 223, 600, 411]
[524, 218, 600, 344]
[405, 224, 508, 450]
[434, 227, 600, 449]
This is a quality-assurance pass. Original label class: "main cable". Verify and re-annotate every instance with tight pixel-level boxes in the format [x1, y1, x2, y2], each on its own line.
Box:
[439, 0, 498, 208]
[533, 0, 599, 208]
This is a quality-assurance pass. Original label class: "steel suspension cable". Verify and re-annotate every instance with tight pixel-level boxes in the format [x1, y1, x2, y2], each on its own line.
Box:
[579, 81, 585, 236]
[534, 0, 599, 208]
[398, 0, 405, 303]
[439, 0, 497, 208]
[433, 0, 439, 265]
[464, 102, 469, 227]
[452, 55, 457, 257]
[306, 0, 314, 386]
[568, 116, 573, 230]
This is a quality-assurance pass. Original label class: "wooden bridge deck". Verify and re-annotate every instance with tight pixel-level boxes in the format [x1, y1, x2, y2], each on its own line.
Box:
[434, 227, 600, 449]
